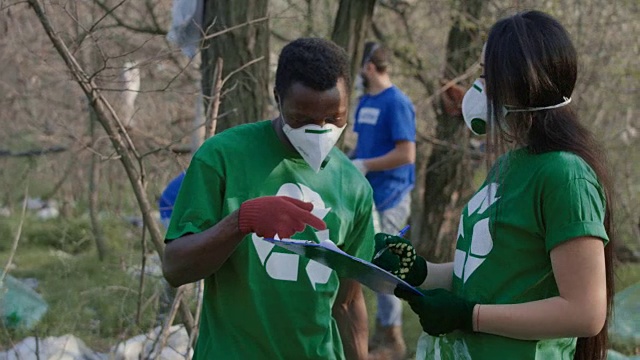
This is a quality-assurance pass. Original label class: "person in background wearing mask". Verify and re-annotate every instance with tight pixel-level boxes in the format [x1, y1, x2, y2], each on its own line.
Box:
[162, 37, 374, 360]
[373, 10, 615, 360]
[351, 42, 416, 360]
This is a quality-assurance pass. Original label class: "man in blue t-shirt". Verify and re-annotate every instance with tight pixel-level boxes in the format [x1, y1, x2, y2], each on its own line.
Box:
[351, 42, 416, 360]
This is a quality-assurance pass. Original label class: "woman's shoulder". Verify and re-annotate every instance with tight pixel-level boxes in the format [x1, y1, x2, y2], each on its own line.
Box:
[505, 150, 601, 192]
[534, 151, 596, 180]
[491, 149, 599, 185]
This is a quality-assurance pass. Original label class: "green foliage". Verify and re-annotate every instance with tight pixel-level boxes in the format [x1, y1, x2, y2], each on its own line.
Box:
[0, 214, 143, 256]
[0, 218, 16, 252]
[616, 262, 640, 293]
[0, 216, 167, 352]
[21, 218, 94, 254]
[610, 263, 640, 356]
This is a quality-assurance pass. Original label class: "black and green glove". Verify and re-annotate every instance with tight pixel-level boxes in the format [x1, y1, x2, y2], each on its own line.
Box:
[395, 287, 477, 336]
[371, 233, 428, 286]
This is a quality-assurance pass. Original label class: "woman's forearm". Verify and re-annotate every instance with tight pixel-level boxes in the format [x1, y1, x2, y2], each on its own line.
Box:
[474, 295, 606, 340]
[420, 261, 454, 290]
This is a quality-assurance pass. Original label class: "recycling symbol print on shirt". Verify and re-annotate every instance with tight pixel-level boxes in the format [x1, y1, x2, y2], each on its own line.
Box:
[251, 183, 333, 290]
[453, 183, 499, 283]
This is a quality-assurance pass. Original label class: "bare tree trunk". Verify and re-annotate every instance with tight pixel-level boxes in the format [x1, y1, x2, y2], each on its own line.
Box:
[331, 0, 377, 89]
[201, 0, 269, 133]
[331, 0, 376, 150]
[417, 0, 484, 262]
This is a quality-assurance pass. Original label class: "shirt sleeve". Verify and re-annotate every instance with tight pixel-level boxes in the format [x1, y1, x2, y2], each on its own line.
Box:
[543, 178, 609, 252]
[343, 187, 375, 261]
[353, 100, 363, 134]
[165, 154, 225, 242]
[388, 97, 416, 142]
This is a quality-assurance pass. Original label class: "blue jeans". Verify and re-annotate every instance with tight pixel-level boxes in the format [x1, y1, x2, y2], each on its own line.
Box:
[373, 193, 412, 326]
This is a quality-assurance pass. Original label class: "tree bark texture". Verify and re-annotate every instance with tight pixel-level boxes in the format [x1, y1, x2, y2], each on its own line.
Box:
[201, 0, 270, 133]
[331, 0, 377, 90]
[417, 0, 484, 262]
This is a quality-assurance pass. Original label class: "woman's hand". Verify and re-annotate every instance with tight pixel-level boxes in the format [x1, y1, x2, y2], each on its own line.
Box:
[395, 287, 477, 336]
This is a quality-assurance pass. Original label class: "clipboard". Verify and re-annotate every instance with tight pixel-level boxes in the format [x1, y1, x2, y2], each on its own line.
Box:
[263, 238, 423, 296]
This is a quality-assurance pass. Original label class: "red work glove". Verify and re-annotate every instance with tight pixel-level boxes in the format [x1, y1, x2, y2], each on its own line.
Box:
[238, 196, 326, 238]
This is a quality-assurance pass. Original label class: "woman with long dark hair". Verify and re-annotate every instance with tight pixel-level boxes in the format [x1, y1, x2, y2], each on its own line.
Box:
[372, 10, 615, 359]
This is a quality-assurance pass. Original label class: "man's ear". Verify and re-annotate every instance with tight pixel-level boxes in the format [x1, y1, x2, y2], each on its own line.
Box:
[364, 62, 378, 75]
[273, 89, 279, 105]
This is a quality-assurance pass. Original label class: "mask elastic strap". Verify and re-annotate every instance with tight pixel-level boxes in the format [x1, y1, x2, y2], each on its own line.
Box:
[277, 99, 288, 126]
[507, 97, 572, 113]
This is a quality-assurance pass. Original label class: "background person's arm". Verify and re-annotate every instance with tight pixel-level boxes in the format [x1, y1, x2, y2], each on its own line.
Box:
[332, 278, 369, 360]
[357, 140, 415, 172]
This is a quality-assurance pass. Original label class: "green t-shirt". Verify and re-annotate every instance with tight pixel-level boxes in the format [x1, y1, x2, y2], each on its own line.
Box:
[417, 149, 609, 360]
[166, 120, 375, 360]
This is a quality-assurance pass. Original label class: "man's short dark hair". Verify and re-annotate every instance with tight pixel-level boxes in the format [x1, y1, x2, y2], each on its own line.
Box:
[275, 38, 351, 100]
[362, 41, 389, 72]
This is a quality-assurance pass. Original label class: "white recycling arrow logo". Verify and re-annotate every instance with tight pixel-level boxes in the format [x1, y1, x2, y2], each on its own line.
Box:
[453, 183, 498, 283]
[251, 183, 334, 289]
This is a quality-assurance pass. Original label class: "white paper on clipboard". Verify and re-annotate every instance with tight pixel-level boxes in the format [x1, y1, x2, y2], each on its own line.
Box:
[263, 238, 423, 296]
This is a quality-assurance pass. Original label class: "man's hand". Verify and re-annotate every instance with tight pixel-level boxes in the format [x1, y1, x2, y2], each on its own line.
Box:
[395, 287, 477, 336]
[372, 233, 428, 286]
[238, 196, 326, 238]
[351, 159, 368, 175]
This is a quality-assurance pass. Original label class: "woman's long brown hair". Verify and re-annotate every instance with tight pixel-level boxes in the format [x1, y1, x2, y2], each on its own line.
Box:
[485, 11, 615, 360]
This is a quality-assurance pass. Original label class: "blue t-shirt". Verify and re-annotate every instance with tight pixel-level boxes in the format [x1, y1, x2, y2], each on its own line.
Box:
[353, 85, 416, 211]
[159, 172, 186, 222]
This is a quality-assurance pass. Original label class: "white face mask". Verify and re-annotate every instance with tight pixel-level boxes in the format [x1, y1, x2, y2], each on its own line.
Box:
[281, 113, 345, 173]
[461, 78, 572, 135]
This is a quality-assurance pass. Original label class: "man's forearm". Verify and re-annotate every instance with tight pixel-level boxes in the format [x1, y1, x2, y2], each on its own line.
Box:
[333, 280, 368, 360]
[162, 210, 245, 287]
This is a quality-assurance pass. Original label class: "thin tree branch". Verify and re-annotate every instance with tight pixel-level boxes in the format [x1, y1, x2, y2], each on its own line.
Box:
[0, 184, 28, 284]
[91, 0, 167, 35]
[186, 280, 205, 356]
[201, 16, 269, 40]
[136, 216, 148, 326]
[152, 286, 185, 359]
[204, 58, 223, 140]
[221, 57, 265, 85]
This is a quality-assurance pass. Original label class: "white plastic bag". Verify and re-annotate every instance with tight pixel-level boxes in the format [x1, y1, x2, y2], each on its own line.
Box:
[166, 0, 204, 58]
